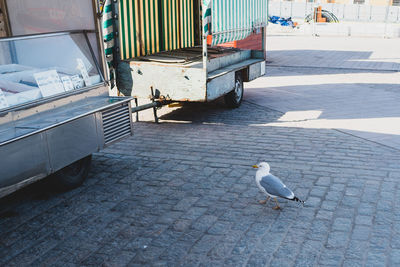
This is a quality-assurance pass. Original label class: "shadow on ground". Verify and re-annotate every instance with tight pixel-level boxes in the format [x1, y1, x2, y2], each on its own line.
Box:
[157, 101, 282, 125]
[267, 49, 400, 75]
[265, 64, 398, 77]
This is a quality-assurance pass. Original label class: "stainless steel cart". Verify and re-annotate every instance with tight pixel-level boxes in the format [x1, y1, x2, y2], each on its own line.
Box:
[0, 0, 133, 197]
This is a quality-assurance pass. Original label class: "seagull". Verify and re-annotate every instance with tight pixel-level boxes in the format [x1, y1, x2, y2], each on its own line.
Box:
[252, 162, 304, 210]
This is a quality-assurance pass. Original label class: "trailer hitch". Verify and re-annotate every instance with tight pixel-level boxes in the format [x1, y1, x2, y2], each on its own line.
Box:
[131, 87, 170, 123]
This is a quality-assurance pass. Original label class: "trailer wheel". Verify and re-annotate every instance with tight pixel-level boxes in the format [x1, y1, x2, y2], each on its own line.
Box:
[51, 155, 92, 191]
[225, 73, 244, 108]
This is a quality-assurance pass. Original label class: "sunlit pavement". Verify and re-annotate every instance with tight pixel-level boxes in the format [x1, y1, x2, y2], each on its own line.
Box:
[246, 35, 400, 150]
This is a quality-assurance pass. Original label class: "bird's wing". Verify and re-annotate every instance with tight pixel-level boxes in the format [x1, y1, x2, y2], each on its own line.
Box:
[259, 174, 294, 199]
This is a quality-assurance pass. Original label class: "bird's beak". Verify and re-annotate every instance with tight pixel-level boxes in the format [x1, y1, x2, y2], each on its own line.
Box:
[252, 165, 258, 168]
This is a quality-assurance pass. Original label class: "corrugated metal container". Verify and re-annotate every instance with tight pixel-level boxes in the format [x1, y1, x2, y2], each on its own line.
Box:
[118, 0, 195, 60]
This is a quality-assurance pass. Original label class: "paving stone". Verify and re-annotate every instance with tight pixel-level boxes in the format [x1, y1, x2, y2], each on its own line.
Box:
[307, 220, 330, 241]
[325, 191, 343, 201]
[342, 259, 363, 267]
[332, 218, 353, 232]
[341, 196, 361, 208]
[355, 215, 373, 226]
[318, 248, 345, 266]
[304, 197, 322, 208]
[327, 231, 349, 248]
[345, 240, 368, 260]
[224, 254, 249, 266]
[173, 197, 200, 211]
[390, 249, 400, 265]
[316, 210, 334, 220]
[294, 252, 318, 267]
[190, 234, 221, 254]
[358, 203, 376, 216]
[130, 246, 166, 264]
[351, 225, 371, 241]
[310, 186, 328, 197]
[191, 215, 218, 232]
[321, 200, 337, 211]
[246, 253, 269, 267]
[335, 207, 356, 219]
[181, 207, 208, 220]
[391, 235, 400, 249]
[172, 219, 192, 232]
[207, 221, 233, 235]
[316, 177, 331, 186]
[365, 251, 386, 267]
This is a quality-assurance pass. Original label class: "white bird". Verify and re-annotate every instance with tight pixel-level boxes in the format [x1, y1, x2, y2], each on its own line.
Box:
[252, 162, 304, 210]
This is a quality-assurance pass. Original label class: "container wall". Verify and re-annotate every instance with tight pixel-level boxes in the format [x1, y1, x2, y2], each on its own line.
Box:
[203, 0, 267, 46]
[119, 0, 196, 60]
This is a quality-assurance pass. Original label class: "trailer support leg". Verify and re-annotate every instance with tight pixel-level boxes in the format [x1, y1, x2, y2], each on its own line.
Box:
[134, 98, 139, 122]
[151, 88, 159, 124]
[152, 106, 159, 124]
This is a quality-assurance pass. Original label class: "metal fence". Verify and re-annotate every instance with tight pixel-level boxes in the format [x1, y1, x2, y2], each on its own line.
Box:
[269, 1, 400, 23]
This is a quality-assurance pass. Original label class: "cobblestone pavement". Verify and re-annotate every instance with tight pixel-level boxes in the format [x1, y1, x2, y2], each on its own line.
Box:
[2, 36, 400, 266]
[1, 99, 400, 266]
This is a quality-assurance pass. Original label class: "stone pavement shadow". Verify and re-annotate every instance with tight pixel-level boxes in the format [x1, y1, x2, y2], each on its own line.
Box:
[158, 83, 400, 150]
[267, 49, 400, 75]
[245, 81, 400, 150]
[246, 83, 400, 120]
[265, 65, 398, 77]
[157, 100, 282, 126]
[0, 177, 59, 218]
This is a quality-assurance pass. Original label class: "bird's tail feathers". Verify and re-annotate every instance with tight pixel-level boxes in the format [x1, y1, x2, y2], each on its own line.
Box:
[291, 196, 305, 205]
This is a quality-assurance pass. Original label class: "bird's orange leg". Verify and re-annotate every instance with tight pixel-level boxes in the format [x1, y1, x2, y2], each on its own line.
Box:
[259, 196, 270, 205]
[272, 198, 281, 210]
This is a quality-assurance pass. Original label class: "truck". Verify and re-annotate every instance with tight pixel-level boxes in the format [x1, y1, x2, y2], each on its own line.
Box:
[0, 0, 133, 197]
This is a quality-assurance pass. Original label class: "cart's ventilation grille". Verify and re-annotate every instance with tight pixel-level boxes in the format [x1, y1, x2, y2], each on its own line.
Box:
[102, 104, 132, 146]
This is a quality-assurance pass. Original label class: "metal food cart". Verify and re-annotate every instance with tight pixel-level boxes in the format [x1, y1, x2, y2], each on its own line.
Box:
[104, 0, 268, 109]
[0, 0, 133, 197]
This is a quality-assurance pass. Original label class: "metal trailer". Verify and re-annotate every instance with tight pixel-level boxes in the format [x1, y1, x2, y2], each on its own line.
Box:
[104, 0, 268, 109]
[0, 0, 133, 198]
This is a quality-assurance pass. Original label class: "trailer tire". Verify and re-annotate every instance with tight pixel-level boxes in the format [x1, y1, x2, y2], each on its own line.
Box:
[51, 155, 92, 191]
[224, 73, 243, 108]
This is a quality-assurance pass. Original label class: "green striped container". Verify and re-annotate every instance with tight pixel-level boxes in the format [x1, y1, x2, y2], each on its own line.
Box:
[211, 0, 267, 46]
[102, 0, 115, 67]
[115, 0, 267, 60]
[118, 0, 195, 60]
[161, 0, 180, 51]
[118, 0, 159, 59]
[179, 0, 195, 48]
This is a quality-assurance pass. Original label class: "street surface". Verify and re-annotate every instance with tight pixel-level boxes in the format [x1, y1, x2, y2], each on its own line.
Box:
[1, 36, 400, 266]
